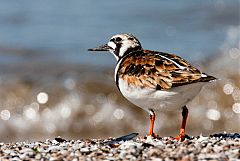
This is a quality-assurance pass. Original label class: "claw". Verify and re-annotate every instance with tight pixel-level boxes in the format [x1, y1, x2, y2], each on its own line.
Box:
[170, 134, 185, 141]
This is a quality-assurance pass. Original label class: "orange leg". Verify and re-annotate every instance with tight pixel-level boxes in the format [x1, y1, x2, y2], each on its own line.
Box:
[148, 109, 156, 137]
[175, 106, 188, 141]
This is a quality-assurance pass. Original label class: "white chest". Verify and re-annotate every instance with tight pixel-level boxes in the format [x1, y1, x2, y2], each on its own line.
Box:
[117, 78, 206, 112]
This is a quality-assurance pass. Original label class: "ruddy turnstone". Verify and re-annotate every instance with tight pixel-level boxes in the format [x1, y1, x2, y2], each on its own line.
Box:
[88, 33, 216, 141]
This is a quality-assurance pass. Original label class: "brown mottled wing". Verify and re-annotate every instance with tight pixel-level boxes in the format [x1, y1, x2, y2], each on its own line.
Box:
[117, 50, 203, 90]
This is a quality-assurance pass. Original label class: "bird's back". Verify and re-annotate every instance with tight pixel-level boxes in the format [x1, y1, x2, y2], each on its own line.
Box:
[115, 49, 216, 90]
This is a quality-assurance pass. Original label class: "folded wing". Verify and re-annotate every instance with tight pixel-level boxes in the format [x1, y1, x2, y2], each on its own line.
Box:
[117, 50, 216, 90]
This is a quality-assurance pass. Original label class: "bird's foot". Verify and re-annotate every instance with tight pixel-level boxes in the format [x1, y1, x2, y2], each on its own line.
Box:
[144, 133, 159, 139]
[148, 133, 159, 139]
[169, 133, 185, 141]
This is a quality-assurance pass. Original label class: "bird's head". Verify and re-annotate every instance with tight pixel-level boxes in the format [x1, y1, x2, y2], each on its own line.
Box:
[88, 33, 142, 60]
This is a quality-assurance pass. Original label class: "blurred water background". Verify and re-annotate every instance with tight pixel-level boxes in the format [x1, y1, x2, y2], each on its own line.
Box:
[0, 0, 239, 142]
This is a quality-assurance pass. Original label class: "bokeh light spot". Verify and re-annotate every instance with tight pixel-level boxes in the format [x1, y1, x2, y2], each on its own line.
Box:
[37, 92, 49, 104]
[232, 103, 240, 114]
[23, 107, 37, 120]
[60, 106, 71, 119]
[232, 88, 240, 101]
[0, 110, 11, 121]
[92, 113, 103, 123]
[64, 78, 76, 90]
[113, 108, 125, 120]
[223, 83, 234, 95]
[206, 109, 221, 121]
[96, 93, 107, 104]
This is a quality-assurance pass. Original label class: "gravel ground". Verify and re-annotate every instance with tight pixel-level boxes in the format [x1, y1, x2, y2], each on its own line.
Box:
[0, 133, 239, 161]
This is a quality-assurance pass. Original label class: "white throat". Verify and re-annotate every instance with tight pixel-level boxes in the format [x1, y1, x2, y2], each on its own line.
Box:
[119, 45, 129, 58]
[107, 41, 119, 60]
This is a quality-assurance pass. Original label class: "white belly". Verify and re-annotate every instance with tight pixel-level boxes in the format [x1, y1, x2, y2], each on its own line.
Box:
[118, 78, 207, 112]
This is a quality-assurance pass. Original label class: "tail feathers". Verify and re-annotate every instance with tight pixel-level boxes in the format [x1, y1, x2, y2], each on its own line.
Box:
[200, 73, 217, 82]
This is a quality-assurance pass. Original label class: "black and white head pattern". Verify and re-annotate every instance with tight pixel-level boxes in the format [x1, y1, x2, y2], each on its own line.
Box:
[107, 33, 142, 60]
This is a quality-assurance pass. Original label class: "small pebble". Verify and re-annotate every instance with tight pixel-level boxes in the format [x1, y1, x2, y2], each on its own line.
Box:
[0, 134, 239, 160]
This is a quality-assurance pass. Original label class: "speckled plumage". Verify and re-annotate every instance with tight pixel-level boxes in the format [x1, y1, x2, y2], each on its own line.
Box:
[116, 49, 215, 90]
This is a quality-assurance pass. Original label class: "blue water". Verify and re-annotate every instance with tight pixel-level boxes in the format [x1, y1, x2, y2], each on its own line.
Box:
[0, 0, 239, 66]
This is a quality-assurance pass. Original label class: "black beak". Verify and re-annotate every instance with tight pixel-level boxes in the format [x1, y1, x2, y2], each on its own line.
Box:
[88, 44, 111, 51]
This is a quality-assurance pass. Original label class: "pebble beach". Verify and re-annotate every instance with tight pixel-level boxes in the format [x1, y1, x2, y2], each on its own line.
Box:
[0, 2, 239, 161]
[1, 133, 239, 160]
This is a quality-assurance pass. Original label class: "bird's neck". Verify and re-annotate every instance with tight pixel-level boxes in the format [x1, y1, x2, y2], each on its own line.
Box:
[115, 46, 142, 61]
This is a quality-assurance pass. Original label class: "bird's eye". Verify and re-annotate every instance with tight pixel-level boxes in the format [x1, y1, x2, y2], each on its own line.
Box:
[115, 37, 122, 42]
[128, 37, 134, 40]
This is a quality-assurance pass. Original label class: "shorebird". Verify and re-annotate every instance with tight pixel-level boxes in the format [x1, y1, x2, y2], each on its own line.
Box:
[88, 33, 216, 141]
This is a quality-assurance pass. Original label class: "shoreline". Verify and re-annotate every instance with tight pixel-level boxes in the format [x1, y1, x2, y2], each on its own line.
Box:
[0, 50, 239, 142]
